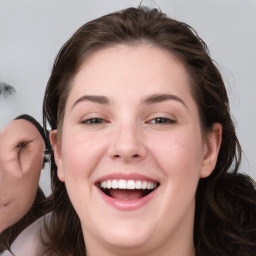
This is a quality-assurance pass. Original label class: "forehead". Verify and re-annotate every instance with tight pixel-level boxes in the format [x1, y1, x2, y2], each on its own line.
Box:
[66, 44, 193, 106]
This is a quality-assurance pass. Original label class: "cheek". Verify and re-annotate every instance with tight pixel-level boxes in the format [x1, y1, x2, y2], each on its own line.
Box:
[61, 129, 108, 182]
[148, 128, 203, 179]
[150, 130, 203, 216]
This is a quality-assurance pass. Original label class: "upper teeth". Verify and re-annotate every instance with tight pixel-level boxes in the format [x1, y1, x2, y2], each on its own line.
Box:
[100, 179, 157, 190]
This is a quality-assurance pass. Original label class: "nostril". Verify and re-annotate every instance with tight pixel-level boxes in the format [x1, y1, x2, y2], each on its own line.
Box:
[113, 154, 140, 160]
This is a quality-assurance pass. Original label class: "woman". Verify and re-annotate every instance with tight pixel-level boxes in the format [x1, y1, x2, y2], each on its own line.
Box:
[42, 6, 256, 256]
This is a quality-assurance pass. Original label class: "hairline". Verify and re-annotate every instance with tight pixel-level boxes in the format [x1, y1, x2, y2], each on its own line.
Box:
[56, 41, 208, 142]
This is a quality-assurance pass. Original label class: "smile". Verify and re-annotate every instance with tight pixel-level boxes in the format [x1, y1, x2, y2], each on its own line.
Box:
[95, 176, 160, 210]
[98, 179, 158, 200]
[100, 179, 158, 190]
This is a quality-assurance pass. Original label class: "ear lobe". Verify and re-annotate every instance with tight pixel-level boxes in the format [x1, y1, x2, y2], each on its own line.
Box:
[57, 169, 65, 182]
[50, 130, 65, 182]
[200, 123, 222, 178]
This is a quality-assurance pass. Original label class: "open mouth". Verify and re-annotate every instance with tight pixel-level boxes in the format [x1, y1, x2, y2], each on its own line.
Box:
[96, 179, 159, 201]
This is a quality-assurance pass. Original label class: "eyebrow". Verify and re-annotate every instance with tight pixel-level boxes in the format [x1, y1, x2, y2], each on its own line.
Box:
[143, 93, 188, 108]
[71, 95, 109, 109]
[71, 93, 188, 110]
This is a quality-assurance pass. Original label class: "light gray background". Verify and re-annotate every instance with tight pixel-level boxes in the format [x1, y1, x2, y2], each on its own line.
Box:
[0, 0, 255, 194]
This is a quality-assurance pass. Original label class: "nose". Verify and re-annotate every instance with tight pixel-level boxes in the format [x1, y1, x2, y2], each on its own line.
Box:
[108, 123, 146, 162]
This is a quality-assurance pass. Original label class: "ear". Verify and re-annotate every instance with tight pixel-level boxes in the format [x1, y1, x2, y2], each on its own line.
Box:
[200, 123, 222, 178]
[50, 130, 65, 182]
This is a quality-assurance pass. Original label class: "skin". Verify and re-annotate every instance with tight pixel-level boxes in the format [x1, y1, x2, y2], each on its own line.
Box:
[0, 119, 45, 233]
[51, 44, 222, 256]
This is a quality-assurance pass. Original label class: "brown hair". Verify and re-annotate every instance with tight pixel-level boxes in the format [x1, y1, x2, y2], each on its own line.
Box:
[0, 187, 46, 253]
[43, 6, 256, 256]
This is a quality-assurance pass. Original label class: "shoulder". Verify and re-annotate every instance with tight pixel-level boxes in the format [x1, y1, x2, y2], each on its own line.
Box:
[1, 216, 47, 256]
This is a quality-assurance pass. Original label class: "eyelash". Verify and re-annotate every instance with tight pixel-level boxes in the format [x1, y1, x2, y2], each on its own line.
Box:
[147, 117, 175, 125]
[81, 118, 107, 125]
[81, 117, 175, 125]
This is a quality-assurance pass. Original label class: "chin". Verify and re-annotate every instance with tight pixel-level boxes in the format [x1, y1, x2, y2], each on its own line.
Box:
[92, 218, 155, 251]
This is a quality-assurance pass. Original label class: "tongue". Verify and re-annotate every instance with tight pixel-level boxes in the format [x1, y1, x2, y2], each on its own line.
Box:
[109, 189, 147, 200]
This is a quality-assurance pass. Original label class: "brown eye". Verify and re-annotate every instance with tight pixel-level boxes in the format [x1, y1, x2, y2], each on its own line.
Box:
[148, 117, 175, 124]
[81, 118, 107, 125]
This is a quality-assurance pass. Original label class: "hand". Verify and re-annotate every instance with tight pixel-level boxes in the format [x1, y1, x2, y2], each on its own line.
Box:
[0, 119, 45, 233]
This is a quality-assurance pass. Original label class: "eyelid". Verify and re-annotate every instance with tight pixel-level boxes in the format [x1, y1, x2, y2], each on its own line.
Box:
[79, 112, 110, 125]
[145, 112, 176, 123]
[147, 117, 176, 124]
[81, 117, 108, 124]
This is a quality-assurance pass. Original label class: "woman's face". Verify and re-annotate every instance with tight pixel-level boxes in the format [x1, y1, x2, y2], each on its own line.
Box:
[0, 119, 45, 232]
[51, 45, 221, 255]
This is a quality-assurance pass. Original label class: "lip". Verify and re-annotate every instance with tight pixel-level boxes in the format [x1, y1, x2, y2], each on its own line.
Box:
[95, 172, 159, 211]
[96, 185, 158, 211]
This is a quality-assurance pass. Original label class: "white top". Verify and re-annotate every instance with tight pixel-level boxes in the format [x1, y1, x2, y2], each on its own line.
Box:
[1, 216, 46, 256]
